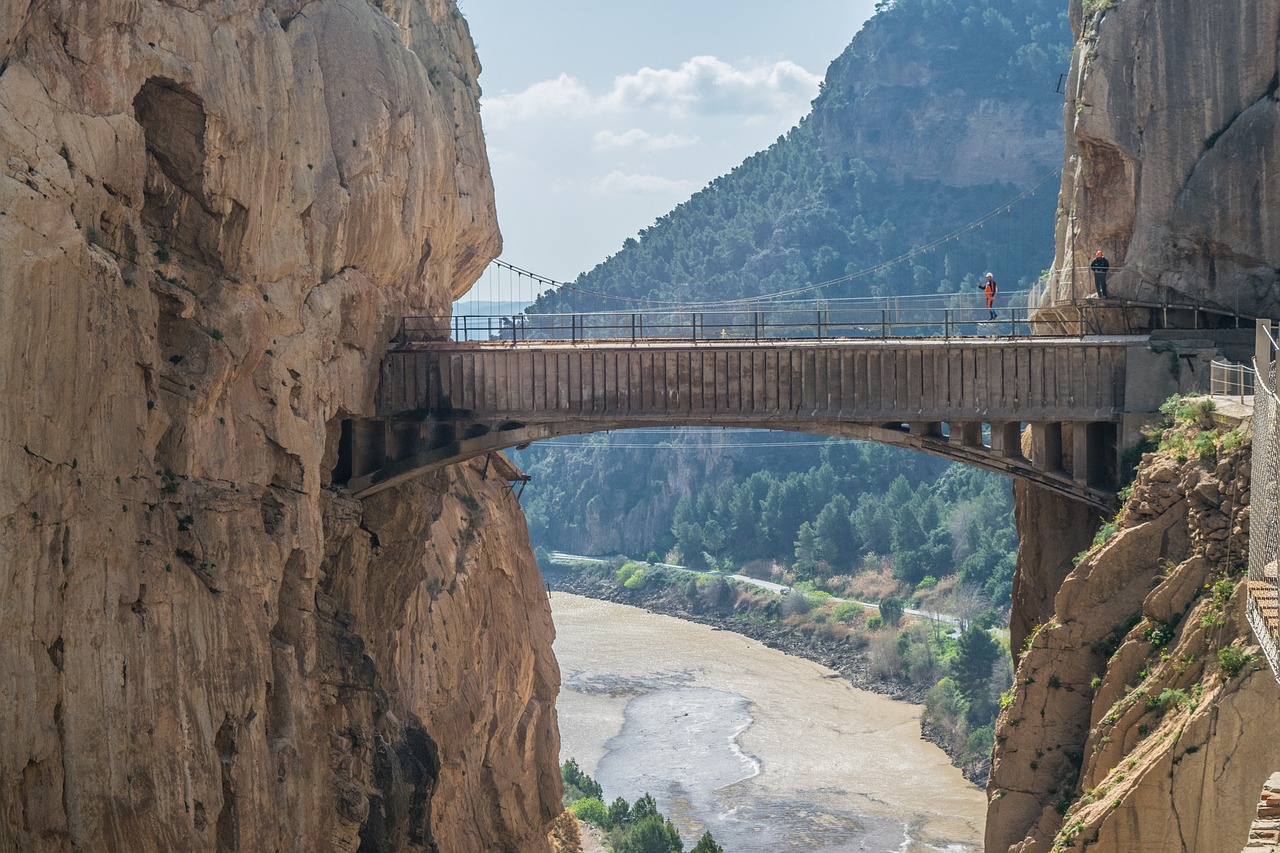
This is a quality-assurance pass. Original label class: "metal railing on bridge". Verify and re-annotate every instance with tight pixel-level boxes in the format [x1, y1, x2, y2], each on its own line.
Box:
[405, 293, 1118, 344]
[426, 304, 1041, 344]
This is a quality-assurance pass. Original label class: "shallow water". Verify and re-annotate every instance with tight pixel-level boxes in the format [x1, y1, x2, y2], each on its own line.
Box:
[552, 593, 986, 852]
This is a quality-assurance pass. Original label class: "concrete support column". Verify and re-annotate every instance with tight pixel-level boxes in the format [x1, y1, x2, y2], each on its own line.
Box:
[386, 420, 425, 464]
[1031, 422, 1063, 473]
[990, 421, 1024, 459]
[349, 418, 386, 479]
[911, 421, 944, 439]
[1072, 422, 1091, 486]
[952, 422, 984, 448]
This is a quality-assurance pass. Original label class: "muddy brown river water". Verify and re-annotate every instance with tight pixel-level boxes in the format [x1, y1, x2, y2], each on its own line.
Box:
[551, 593, 986, 852]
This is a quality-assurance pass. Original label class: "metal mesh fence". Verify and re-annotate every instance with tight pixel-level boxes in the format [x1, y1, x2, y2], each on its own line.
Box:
[1247, 324, 1280, 680]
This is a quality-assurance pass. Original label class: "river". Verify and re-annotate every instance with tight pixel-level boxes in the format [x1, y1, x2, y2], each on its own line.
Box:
[551, 592, 986, 852]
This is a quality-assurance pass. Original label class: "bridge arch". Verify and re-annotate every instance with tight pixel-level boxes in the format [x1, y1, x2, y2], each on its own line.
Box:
[343, 416, 1117, 509]
[337, 334, 1165, 510]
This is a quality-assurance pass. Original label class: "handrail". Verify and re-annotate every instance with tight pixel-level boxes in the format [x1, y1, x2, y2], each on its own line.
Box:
[1209, 359, 1255, 403]
[409, 304, 1105, 344]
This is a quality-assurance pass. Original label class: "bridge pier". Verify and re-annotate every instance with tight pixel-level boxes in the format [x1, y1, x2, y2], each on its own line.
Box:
[990, 421, 1025, 461]
[952, 422, 985, 449]
[1032, 422, 1064, 475]
[348, 418, 387, 481]
[1072, 421, 1116, 489]
[910, 421, 945, 439]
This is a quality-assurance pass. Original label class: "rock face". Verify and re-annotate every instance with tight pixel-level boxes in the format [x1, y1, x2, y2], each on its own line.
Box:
[1046, 0, 1280, 313]
[989, 417, 1280, 852]
[0, 2, 559, 851]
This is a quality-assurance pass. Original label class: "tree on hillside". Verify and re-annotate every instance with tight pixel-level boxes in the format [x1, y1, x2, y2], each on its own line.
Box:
[691, 831, 724, 853]
[615, 815, 683, 853]
[952, 625, 1003, 725]
[815, 494, 856, 566]
[880, 597, 905, 627]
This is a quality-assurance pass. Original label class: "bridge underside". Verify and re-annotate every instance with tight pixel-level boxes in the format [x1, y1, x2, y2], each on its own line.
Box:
[338, 414, 1119, 511]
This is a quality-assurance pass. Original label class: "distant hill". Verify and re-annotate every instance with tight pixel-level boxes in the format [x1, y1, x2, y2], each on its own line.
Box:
[514, 0, 1071, 579]
[528, 0, 1069, 313]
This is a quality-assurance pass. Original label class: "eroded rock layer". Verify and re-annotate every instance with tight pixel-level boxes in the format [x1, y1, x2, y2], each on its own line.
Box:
[0, 2, 559, 850]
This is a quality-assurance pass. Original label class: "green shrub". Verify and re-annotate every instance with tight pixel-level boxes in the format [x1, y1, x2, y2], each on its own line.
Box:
[1144, 621, 1176, 649]
[570, 797, 609, 827]
[833, 600, 863, 623]
[1219, 646, 1250, 679]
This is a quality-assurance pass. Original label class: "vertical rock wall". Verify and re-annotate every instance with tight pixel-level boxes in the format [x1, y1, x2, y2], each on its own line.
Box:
[991, 419, 1279, 853]
[0, 1, 559, 850]
[1046, 0, 1280, 314]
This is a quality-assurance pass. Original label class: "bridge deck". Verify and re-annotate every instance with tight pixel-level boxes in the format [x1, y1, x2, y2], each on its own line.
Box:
[380, 335, 1141, 425]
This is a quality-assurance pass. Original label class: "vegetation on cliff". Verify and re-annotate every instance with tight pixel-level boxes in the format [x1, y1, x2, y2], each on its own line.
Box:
[988, 397, 1269, 852]
[552, 759, 720, 853]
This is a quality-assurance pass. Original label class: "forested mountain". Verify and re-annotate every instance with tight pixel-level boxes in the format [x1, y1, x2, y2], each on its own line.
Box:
[513, 0, 1071, 608]
[527, 0, 1069, 311]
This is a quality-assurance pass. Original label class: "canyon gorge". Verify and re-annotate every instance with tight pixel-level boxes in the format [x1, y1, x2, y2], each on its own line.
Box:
[2, 1, 1280, 852]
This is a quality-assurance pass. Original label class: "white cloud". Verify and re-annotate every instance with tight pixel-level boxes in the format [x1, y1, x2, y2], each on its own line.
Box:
[605, 55, 821, 117]
[481, 56, 821, 127]
[482, 73, 593, 126]
[592, 128, 700, 151]
[588, 171, 703, 196]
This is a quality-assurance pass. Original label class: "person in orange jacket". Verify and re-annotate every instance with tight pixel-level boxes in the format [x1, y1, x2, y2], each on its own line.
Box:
[979, 272, 998, 319]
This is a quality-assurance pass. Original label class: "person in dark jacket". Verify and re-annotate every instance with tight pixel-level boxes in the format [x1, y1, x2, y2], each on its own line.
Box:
[1090, 250, 1110, 298]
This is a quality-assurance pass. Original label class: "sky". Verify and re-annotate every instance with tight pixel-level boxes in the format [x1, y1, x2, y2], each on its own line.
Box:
[457, 1, 881, 300]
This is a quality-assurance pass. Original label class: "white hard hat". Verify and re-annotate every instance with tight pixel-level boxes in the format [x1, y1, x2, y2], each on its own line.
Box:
[985, 272, 994, 279]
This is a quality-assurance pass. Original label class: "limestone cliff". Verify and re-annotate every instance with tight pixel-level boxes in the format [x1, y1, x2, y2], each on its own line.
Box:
[0, 2, 559, 851]
[1046, 0, 1280, 313]
[989, 408, 1280, 852]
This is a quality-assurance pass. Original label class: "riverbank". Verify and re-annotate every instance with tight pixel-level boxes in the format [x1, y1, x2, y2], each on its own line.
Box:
[552, 592, 987, 852]
[545, 564, 1005, 787]
[547, 567, 929, 698]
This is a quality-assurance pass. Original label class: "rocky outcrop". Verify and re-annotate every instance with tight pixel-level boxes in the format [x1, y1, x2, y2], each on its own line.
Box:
[1046, 0, 1280, 314]
[988, 415, 1280, 852]
[1242, 773, 1280, 853]
[0, 2, 559, 851]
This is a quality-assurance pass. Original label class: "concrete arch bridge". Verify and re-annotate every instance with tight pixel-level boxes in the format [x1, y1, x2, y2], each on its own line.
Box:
[337, 311, 1206, 510]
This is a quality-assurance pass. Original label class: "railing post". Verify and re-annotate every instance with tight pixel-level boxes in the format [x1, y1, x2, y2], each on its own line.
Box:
[881, 309, 888, 338]
[631, 313, 637, 343]
[818, 309, 823, 340]
[753, 311, 759, 342]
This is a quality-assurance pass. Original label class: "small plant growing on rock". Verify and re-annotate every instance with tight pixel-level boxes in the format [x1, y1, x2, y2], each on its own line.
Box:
[1218, 646, 1251, 679]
